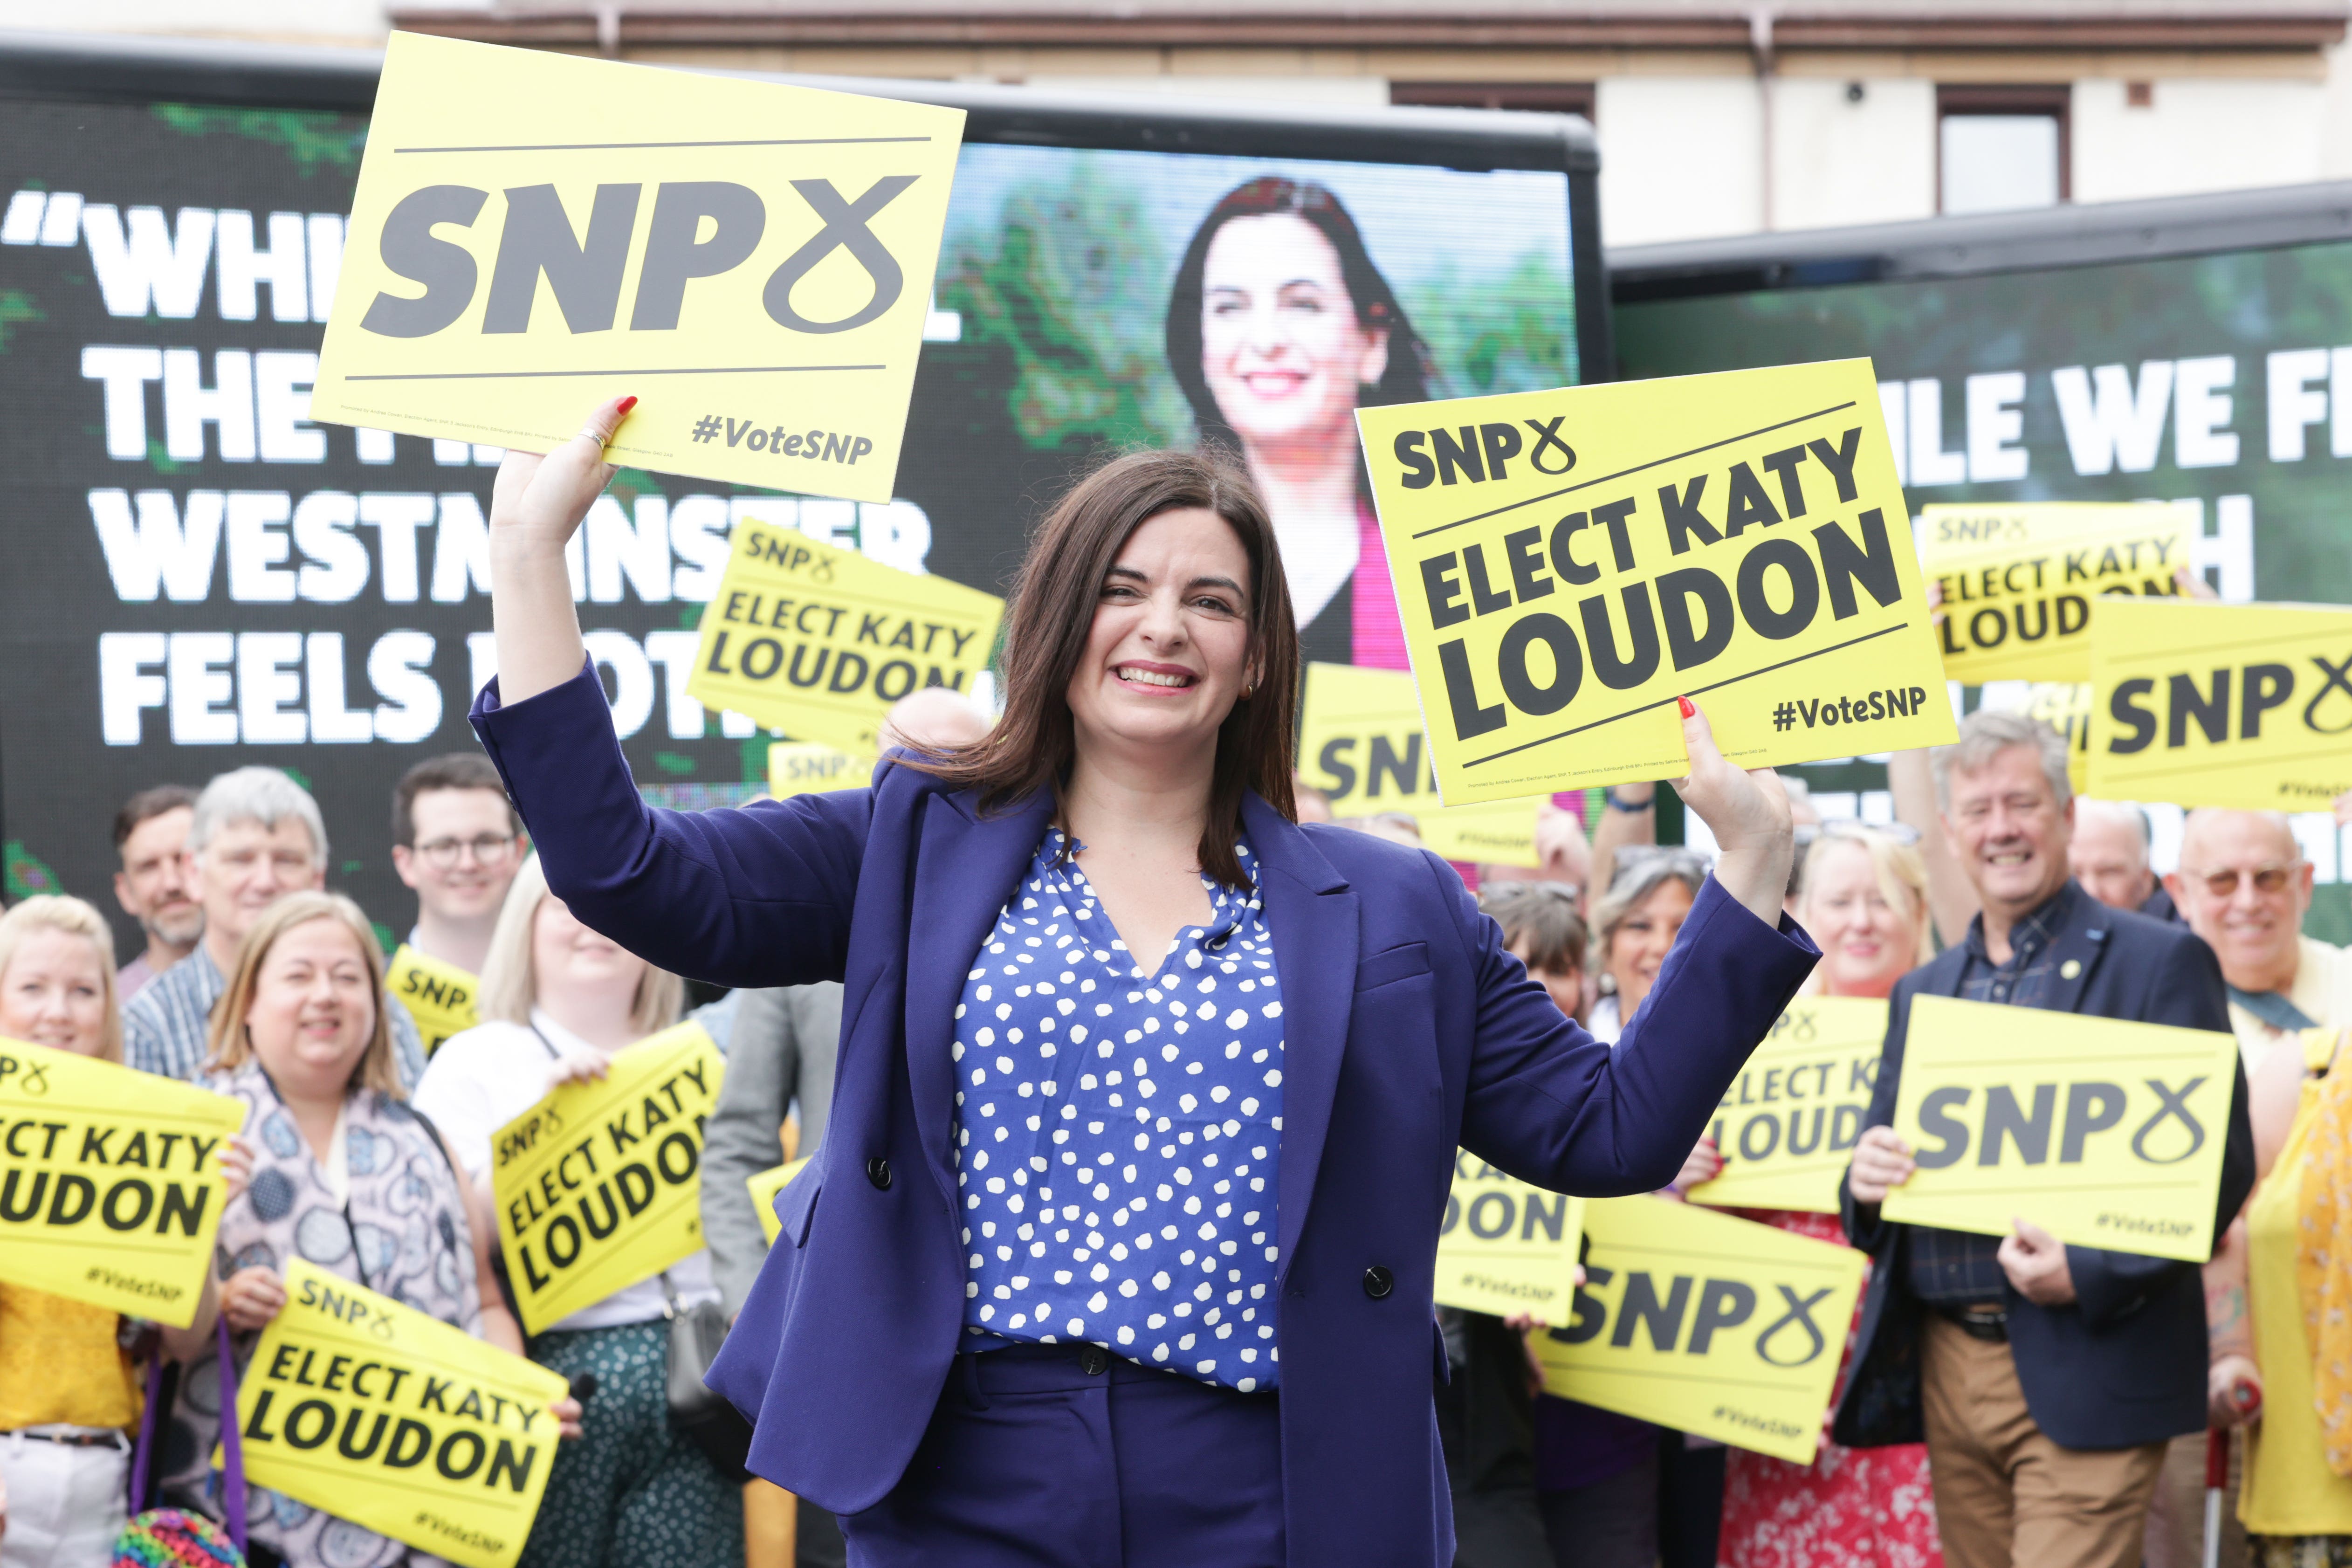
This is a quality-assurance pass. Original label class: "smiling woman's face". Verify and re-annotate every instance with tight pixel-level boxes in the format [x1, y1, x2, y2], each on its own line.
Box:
[1064, 506, 1257, 766]
[1198, 213, 1389, 450]
[1606, 878, 1694, 1018]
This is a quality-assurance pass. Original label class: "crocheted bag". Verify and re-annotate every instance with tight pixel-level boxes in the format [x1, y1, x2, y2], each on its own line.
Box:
[114, 1316, 246, 1568]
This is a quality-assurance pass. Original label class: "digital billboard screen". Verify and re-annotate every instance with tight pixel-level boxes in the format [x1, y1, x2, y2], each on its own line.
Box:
[1613, 204, 2352, 939]
[0, 41, 1594, 951]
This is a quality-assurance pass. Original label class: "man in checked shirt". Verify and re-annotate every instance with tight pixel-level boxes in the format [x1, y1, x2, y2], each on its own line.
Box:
[1832, 711, 2253, 1568]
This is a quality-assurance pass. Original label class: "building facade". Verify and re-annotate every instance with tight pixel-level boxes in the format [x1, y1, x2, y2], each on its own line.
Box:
[25, 0, 2352, 248]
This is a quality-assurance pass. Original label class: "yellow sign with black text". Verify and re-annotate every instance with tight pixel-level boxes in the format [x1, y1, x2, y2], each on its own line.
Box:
[1981, 681, 2091, 795]
[1687, 997, 1886, 1216]
[749, 1156, 811, 1248]
[490, 1023, 723, 1334]
[389, 946, 481, 1059]
[1534, 1196, 1865, 1465]
[1299, 663, 1542, 865]
[2085, 599, 2352, 813]
[309, 33, 965, 503]
[0, 1038, 241, 1327]
[1918, 503, 2196, 684]
[1357, 360, 1955, 803]
[686, 518, 1004, 756]
[1434, 1153, 1586, 1319]
[1880, 996, 2238, 1262]
[767, 742, 875, 800]
[224, 1259, 568, 1568]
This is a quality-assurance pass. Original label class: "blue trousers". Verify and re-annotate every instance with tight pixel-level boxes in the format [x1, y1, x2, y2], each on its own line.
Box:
[841, 1343, 1285, 1567]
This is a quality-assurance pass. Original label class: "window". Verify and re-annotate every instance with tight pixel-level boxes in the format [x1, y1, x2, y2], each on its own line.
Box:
[1937, 85, 2068, 214]
[1389, 82, 1596, 124]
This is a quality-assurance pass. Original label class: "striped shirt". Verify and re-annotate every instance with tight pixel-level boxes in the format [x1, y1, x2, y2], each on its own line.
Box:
[123, 942, 427, 1089]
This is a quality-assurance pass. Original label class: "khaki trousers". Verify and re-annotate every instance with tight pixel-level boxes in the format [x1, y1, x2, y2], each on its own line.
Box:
[1921, 1315, 2169, 1568]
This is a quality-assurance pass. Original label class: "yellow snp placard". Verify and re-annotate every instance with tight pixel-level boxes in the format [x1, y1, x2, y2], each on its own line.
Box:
[1982, 681, 2091, 794]
[1299, 663, 1543, 865]
[1880, 996, 2239, 1262]
[1918, 503, 2196, 684]
[1534, 1196, 1865, 1465]
[2085, 598, 2352, 813]
[309, 33, 965, 504]
[687, 517, 1004, 756]
[0, 1038, 241, 1327]
[224, 1259, 568, 1568]
[1434, 1152, 1586, 1319]
[767, 742, 875, 800]
[1687, 997, 1886, 1216]
[749, 1156, 812, 1248]
[491, 1023, 722, 1334]
[1357, 360, 1956, 804]
[388, 946, 480, 1059]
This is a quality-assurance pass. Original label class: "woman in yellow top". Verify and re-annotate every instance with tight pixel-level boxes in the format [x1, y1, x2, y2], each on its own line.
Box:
[0, 896, 221, 1568]
[2233, 1022, 2352, 1563]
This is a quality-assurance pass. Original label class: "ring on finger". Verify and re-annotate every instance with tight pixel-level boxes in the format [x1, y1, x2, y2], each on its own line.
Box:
[578, 426, 610, 446]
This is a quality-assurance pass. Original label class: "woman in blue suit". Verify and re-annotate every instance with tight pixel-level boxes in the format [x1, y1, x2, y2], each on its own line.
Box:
[471, 396, 1817, 1568]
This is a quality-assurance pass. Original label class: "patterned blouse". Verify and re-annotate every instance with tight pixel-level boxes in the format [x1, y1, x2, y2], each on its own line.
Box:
[164, 1064, 483, 1568]
[956, 829, 1286, 1392]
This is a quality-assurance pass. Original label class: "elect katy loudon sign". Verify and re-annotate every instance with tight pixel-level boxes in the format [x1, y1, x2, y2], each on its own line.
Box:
[1357, 360, 1954, 802]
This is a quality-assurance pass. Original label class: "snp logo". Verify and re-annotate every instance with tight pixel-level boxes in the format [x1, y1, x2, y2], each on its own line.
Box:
[361, 177, 918, 340]
[1391, 416, 1575, 489]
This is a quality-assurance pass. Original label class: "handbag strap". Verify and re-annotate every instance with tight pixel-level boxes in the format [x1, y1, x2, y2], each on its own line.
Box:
[216, 1314, 247, 1553]
[657, 1270, 682, 1320]
[127, 1350, 165, 1511]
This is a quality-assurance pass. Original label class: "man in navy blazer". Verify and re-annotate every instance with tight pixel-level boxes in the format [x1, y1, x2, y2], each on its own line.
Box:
[1835, 712, 2252, 1568]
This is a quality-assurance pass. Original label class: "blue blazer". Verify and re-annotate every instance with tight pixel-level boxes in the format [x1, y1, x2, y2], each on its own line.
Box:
[1834, 885, 2253, 1453]
[472, 664, 1819, 1567]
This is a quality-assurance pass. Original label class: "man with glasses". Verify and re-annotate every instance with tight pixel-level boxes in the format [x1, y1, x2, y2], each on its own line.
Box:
[387, 753, 526, 1056]
[2165, 809, 2347, 1074]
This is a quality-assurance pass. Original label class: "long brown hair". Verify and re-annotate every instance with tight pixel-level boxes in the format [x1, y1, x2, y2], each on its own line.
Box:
[909, 448, 1299, 887]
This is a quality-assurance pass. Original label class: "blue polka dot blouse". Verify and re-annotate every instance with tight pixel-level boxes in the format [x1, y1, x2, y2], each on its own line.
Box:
[954, 827, 1286, 1392]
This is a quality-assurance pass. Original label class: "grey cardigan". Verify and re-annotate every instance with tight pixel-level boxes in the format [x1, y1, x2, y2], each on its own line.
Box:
[700, 981, 845, 1315]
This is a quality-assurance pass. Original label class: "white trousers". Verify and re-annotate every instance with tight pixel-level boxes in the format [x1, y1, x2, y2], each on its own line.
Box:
[0, 1430, 129, 1568]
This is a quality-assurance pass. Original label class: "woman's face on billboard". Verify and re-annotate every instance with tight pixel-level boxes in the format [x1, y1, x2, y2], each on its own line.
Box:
[1200, 213, 1389, 448]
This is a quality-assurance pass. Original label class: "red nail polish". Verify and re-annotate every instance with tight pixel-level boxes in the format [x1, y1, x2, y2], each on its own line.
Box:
[617, 395, 638, 415]
[1677, 695, 1695, 719]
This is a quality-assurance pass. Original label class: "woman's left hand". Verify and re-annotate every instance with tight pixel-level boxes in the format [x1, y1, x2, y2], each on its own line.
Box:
[217, 1136, 255, 1203]
[220, 1265, 287, 1332]
[1666, 1137, 1724, 1198]
[550, 1396, 585, 1440]
[1669, 696, 1794, 925]
[547, 1050, 610, 1092]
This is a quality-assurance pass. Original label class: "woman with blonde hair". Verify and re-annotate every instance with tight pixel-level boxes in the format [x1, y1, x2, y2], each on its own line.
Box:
[413, 854, 737, 1568]
[158, 891, 570, 1568]
[1715, 822, 1943, 1568]
[0, 897, 220, 1568]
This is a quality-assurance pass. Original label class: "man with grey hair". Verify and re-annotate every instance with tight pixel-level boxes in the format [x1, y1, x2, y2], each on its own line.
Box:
[2166, 808, 2346, 1072]
[2069, 798, 2179, 923]
[124, 767, 427, 1087]
[1835, 709, 2250, 1568]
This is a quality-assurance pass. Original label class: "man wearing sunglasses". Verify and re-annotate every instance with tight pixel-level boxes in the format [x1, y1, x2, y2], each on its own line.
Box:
[2166, 809, 2347, 1073]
